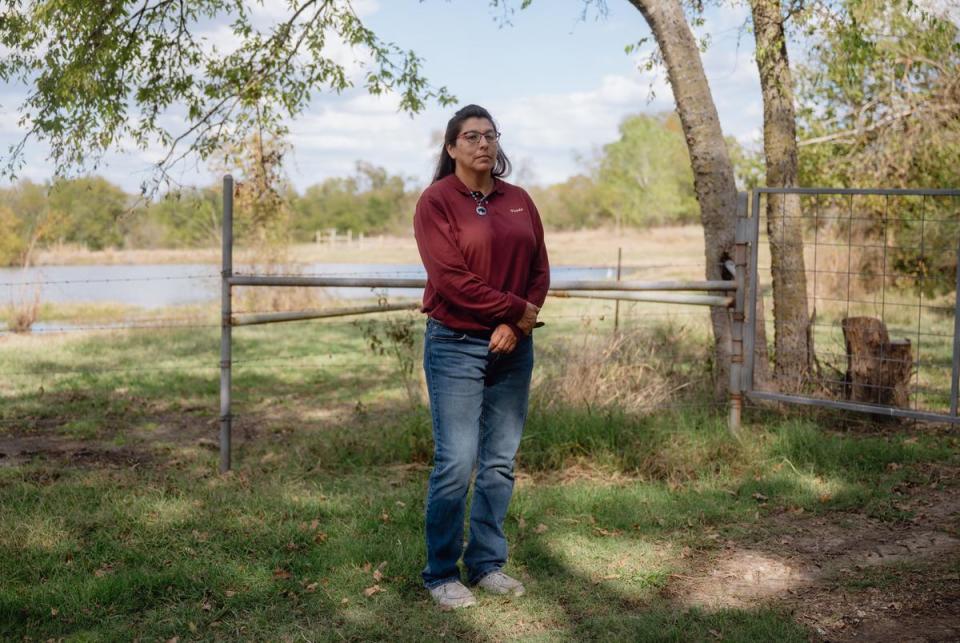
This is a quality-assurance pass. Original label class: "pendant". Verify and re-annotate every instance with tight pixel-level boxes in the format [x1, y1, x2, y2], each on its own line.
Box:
[476, 205, 487, 216]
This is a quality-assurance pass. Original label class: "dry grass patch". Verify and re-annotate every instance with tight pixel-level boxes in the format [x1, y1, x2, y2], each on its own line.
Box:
[534, 322, 712, 415]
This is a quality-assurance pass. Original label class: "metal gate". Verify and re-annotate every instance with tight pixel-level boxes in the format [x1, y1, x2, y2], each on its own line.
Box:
[741, 187, 960, 424]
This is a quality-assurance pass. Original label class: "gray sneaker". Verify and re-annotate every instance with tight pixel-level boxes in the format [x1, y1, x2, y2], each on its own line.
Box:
[476, 571, 526, 596]
[429, 580, 477, 610]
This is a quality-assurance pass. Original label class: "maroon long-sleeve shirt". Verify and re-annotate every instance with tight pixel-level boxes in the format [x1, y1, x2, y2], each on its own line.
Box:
[413, 174, 550, 333]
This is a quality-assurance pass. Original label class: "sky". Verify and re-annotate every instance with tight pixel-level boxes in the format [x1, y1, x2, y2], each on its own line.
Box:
[0, 0, 766, 193]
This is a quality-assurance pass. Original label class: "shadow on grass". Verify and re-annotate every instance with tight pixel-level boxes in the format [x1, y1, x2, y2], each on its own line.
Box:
[0, 454, 811, 641]
[512, 536, 809, 641]
[1, 356, 955, 640]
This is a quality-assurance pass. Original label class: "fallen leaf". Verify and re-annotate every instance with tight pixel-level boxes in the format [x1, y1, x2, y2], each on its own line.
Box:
[310, 519, 320, 531]
[373, 570, 383, 582]
[166, 638, 179, 643]
[314, 532, 328, 544]
[225, 590, 236, 598]
[534, 523, 549, 534]
[50, 607, 59, 617]
[305, 582, 319, 592]
[201, 600, 213, 611]
[376, 561, 387, 571]
[818, 493, 832, 503]
[751, 492, 768, 502]
[362, 562, 372, 572]
[285, 542, 299, 551]
[593, 527, 623, 537]
[273, 568, 293, 580]
[395, 501, 406, 508]
[380, 511, 390, 523]
[362, 584, 383, 597]
[188, 622, 198, 632]
[341, 598, 350, 605]
[517, 516, 527, 531]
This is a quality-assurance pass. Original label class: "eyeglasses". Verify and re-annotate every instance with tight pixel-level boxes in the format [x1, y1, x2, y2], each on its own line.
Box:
[457, 130, 501, 146]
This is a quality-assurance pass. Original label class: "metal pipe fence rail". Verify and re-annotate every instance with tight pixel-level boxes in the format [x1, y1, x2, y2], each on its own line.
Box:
[216, 175, 748, 472]
[9, 182, 953, 473]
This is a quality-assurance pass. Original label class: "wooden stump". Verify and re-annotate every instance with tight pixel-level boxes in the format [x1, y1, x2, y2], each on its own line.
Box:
[883, 339, 913, 408]
[841, 317, 913, 407]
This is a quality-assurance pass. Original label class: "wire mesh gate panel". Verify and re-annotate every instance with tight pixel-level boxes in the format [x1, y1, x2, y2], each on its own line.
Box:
[744, 187, 960, 424]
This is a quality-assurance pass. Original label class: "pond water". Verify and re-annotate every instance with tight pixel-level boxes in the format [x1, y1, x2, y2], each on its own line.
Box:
[0, 263, 628, 309]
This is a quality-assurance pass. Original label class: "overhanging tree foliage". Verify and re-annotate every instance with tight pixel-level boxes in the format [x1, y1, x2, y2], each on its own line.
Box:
[796, 1, 960, 298]
[0, 0, 454, 187]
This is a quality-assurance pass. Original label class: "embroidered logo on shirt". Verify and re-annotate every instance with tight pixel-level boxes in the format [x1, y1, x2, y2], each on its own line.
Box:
[510, 207, 525, 213]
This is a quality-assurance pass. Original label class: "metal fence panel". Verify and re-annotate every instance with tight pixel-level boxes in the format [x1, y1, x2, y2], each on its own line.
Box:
[745, 187, 960, 424]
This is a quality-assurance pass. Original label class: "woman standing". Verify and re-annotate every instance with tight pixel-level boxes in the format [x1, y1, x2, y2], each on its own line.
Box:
[414, 104, 549, 610]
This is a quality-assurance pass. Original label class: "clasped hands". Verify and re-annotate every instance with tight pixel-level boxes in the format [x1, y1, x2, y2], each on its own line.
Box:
[488, 301, 539, 354]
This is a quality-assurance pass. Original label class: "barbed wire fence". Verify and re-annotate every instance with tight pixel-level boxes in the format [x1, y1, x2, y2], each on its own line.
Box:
[0, 254, 725, 446]
[8, 185, 955, 469]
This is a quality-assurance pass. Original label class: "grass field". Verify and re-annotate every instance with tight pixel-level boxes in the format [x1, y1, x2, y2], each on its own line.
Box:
[3, 223, 959, 640]
[32, 226, 708, 273]
[2, 296, 959, 641]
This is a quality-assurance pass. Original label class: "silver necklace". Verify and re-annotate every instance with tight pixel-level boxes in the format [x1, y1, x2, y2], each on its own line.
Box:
[469, 190, 488, 216]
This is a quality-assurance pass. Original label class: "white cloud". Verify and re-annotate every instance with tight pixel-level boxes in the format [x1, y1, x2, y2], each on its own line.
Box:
[251, 0, 381, 20]
[0, 1, 768, 193]
[913, 0, 960, 25]
[285, 53, 763, 190]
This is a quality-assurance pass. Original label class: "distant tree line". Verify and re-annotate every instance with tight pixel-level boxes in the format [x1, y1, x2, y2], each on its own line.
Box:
[0, 112, 734, 265]
[0, 161, 422, 264]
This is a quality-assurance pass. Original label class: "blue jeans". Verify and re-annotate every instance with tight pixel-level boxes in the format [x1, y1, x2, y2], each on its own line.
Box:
[421, 318, 534, 588]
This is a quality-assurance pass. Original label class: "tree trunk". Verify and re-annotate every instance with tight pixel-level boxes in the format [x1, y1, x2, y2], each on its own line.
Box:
[629, 0, 739, 394]
[751, 0, 813, 391]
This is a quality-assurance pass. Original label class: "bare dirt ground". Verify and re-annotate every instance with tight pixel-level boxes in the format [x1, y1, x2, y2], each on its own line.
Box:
[666, 461, 960, 641]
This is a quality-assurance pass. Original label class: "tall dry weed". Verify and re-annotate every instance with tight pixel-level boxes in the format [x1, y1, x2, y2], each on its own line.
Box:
[6, 286, 41, 333]
[234, 246, 328, 314]
[533, 321, 712, 414]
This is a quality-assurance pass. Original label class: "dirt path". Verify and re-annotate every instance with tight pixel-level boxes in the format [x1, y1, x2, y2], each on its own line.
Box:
[667, 466, 960, 641]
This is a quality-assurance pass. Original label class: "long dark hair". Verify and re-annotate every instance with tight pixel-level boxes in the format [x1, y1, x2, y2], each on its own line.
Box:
[431, 104, 512, 183]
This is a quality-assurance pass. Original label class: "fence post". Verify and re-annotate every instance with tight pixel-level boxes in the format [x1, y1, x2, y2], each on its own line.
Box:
[614, 247, 622, 333]
[951, 231, 960, 416]
[729, 192, 750, 437]
[219, 175, 234, 473]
